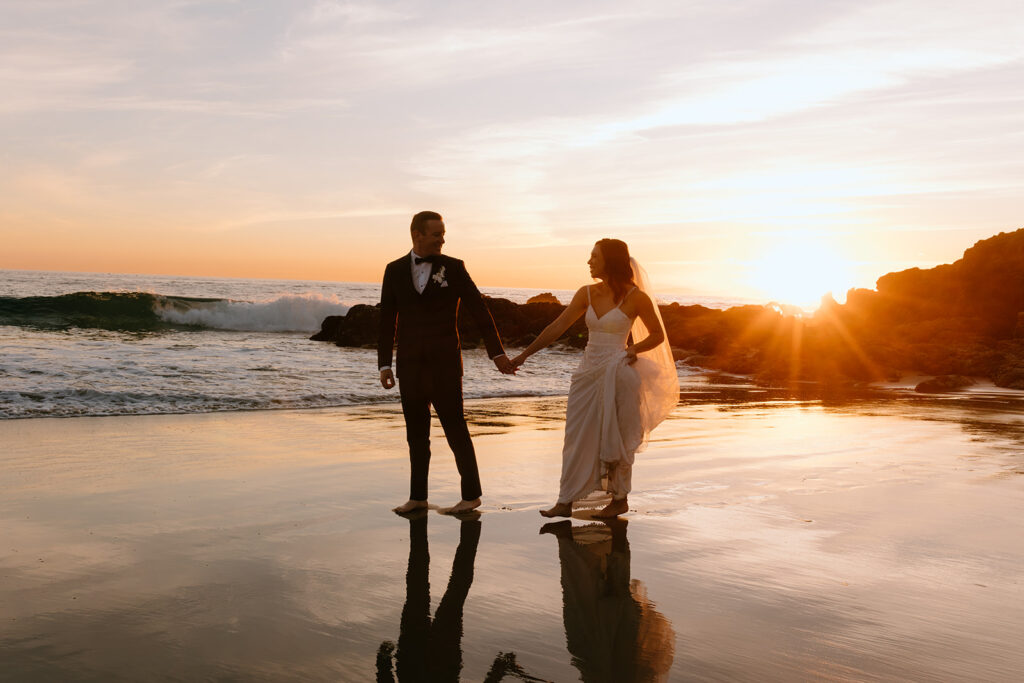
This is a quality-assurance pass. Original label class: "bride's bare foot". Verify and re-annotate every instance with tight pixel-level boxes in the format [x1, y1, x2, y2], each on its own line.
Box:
[539, 502, 572, 518]
[539, 520, 573, 538]
[440, 498, 481, 515]
[393, 499, 428, 514]
[592, 498, 628, 518]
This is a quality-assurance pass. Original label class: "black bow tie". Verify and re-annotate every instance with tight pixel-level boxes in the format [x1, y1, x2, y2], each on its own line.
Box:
[414, 255, 435, 265]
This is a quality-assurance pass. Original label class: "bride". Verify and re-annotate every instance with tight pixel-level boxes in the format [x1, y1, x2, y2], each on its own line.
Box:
[511, 239, 678, 518]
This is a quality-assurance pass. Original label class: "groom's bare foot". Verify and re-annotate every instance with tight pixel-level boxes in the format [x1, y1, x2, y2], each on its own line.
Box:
[393, 499, 428, 514]
[440, 498, 481, 515]
[592, 498, 628, 518]
[539, 502, 572, 518]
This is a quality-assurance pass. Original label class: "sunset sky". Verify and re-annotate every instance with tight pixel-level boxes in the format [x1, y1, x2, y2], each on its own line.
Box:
[2, 0, 1023, 306]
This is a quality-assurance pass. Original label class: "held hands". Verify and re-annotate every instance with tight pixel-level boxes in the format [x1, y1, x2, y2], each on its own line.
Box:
[493, 354, 517, 375]
[625, 345, 638, 365]
[510, 353, 528, 370]
[383, 359, 516, 384]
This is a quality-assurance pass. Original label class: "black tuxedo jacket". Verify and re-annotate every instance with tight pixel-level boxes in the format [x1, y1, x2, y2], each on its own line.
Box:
[378, 253, 504, 378]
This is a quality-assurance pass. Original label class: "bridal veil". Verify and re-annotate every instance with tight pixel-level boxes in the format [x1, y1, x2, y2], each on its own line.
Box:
[628, 257, 679, 450]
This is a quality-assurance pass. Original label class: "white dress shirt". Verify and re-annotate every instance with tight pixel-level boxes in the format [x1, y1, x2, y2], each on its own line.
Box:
[410, 249, 432, 294]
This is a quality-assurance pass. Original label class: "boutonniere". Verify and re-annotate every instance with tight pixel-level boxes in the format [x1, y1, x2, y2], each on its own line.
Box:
[432, 265, 448, 287]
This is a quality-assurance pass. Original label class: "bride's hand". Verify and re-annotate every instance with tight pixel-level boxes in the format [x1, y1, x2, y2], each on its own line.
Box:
[511, 353, 528, 368]
[625, 346, 638, 365]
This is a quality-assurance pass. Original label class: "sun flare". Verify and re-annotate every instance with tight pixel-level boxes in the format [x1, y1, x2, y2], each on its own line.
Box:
[748, 237, 856, 309]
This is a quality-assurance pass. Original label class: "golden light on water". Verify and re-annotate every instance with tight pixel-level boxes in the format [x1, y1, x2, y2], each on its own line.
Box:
[748, 236, 858, 309]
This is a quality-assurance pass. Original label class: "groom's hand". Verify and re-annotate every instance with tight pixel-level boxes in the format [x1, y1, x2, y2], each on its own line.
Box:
[493, 354, 516, 375]
[380, 368, 395, 389]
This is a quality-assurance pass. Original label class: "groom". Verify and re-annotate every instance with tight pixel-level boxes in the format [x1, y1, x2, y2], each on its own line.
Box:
[378, 211, 514, 515]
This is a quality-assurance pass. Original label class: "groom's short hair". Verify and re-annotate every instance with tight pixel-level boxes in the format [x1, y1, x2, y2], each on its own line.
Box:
[411, 210, 442, 235]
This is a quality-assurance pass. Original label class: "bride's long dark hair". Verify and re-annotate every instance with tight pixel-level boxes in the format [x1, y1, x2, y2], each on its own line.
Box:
[596, 238, 635, 304]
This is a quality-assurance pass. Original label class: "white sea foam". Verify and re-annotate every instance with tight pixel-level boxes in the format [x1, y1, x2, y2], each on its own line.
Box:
[0, 272, 760, 420]
[154, 293, 351, 332]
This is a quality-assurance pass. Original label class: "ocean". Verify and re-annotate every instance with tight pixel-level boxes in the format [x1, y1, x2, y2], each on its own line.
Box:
[0, 270, 746, 420]
[5, 271, 1024, 681]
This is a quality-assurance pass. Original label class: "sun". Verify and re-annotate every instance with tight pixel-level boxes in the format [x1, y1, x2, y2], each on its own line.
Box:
[748, 237, 857, 309]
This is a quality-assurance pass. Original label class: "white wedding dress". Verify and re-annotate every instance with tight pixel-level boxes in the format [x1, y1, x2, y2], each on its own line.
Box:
[556, 262, 679, 505]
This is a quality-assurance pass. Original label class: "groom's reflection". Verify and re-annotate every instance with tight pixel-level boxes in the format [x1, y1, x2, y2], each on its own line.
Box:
[377, 513, 480, 683]
[542, 518, 675, 683]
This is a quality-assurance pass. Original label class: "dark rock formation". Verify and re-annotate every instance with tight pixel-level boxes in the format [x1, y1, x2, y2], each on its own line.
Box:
[526, 292, 561, 304]
[915, 375, 975, 393]
[993, 358, 1024, 389]
[313, 227, 1024, 388]
[309, 304, 381, 347]
[808, 228, 1024, 387]
[310, 298, 588, 351]
[671, 347, 699, 362]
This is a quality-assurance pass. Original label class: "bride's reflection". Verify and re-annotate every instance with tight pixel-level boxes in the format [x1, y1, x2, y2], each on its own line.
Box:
[377, 513, 480, 683]
[542, 518, 675, 683]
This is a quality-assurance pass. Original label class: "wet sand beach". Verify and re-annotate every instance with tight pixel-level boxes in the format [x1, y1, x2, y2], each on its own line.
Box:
[2, 387, 1023, 681]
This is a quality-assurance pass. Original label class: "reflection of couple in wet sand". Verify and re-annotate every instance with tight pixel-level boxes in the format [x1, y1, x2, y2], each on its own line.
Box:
[542, 519, 676, 682]
[376, 513, 675, 682]
[376, 514, 480, 682]
[378, 211, 678, 518]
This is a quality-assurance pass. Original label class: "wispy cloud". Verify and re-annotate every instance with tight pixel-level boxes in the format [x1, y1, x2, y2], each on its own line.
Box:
[409, 0, 1024, 246]
[2, 0, 1022, 291]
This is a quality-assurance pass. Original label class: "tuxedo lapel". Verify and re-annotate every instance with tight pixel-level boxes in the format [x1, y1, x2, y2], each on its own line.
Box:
[398, 254, 418, 297]
[423, 260, 439, 296]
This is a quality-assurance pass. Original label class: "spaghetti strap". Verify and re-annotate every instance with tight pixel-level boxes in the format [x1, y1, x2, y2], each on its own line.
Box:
[587, 286, 591, 305]
[616, 286, 637, 309]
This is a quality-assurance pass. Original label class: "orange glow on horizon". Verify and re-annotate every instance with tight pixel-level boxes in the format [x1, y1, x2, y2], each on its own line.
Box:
[747, 236, 858, 309]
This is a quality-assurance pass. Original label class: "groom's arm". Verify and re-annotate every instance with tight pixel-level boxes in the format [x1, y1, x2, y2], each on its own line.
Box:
[378, 264, 398, 385]
[454, 259, 508, 365]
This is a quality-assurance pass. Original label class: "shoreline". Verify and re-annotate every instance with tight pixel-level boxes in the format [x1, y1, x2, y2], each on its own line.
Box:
[3, 393, 1023, 680]
[7, 370, 1024, 423]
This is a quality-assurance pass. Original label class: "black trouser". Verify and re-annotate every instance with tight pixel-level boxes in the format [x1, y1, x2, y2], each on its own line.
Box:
[399, 366, 482, 501]
[390, 516, 481, 682]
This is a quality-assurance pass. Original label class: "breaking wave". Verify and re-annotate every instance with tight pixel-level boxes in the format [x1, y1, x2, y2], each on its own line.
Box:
[0, 291, 350, 333]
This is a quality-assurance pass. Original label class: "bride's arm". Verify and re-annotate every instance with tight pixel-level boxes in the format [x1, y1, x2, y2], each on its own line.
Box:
[511, 287, 589, 367]
[625, 291, 666, 363]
